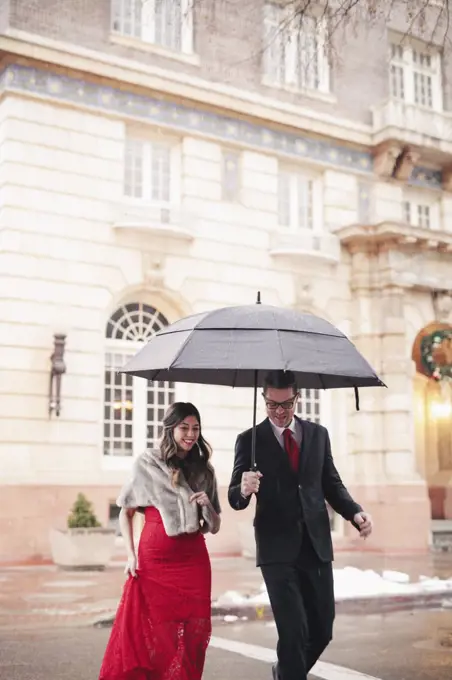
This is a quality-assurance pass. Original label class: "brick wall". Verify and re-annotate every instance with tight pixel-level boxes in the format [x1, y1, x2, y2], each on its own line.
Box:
[7, 0, 451, 125]
[5, 1, 452, 123]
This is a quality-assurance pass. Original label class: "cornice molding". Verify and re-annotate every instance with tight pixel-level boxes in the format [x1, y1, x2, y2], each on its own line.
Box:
[0, 28, 372, 146]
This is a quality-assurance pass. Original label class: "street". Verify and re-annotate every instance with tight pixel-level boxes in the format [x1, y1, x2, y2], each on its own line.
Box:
[1, 609, 452, 680]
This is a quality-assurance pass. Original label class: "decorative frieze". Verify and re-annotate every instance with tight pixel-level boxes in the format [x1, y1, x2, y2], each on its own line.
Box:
[0, 64, 443, 189]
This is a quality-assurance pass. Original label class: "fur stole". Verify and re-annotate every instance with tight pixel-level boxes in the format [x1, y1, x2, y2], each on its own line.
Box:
[116, 449, 220, 536]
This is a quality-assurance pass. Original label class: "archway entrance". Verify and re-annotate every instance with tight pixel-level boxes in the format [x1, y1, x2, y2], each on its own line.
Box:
[412, 322, 452, 549]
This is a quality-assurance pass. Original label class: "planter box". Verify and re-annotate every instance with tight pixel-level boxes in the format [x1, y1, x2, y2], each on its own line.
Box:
[49, 527, 116, 570]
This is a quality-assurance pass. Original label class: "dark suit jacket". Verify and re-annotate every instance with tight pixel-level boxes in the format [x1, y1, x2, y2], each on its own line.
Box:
[228, 417, 362, 566]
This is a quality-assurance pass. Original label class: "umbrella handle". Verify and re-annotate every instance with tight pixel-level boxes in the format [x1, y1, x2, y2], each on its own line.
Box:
[251, 371, 258, 470]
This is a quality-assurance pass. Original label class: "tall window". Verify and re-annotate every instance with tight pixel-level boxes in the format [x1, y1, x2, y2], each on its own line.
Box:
[296, 389, 336, 529]
[104, 303, 176, 457]
[278, 166, 322, 232]
[111, 0, 193, 54]
[296, 389, 322, 424]
[263, 4, 329, 93]
[389, 40, 442, 110]
[124, 138, 172, 203]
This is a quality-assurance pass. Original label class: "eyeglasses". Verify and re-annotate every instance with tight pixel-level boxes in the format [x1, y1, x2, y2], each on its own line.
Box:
[263, 394, 299, 411]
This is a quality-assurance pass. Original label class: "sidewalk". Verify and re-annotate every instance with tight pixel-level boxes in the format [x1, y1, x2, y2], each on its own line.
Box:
[1, 552, 452, 630]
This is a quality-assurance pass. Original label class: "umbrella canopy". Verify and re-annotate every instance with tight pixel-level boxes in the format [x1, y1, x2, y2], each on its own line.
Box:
[121, 304, 384, 390]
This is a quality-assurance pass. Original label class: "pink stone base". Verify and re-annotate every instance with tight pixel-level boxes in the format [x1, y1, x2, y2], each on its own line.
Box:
[0, 485, 252, 563]
[0, 483, 433, 563]
[344, 483, 432, 553]
[0, 485, 121, 563]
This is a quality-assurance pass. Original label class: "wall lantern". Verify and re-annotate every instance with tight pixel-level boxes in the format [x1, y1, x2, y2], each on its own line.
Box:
[49, 333, 67, 417]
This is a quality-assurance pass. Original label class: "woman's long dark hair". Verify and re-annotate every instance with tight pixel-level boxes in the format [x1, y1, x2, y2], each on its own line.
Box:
[159, 402, 213, 489]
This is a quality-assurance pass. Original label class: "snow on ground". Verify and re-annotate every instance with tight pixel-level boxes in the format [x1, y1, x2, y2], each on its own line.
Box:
[215, 567, 452, 607]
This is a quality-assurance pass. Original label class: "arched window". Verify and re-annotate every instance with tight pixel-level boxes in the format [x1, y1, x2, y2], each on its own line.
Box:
[104, 302, 175, 458]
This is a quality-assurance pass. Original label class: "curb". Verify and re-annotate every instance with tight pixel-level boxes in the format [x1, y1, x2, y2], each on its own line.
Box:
[93, 589, 452, 628]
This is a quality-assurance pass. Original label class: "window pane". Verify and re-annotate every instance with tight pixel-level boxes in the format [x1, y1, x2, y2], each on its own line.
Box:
[104, 304, 172, 457]
[151, 143, 171, 202]
[124, 139, 144, 198]
[413, 53, 435, 108]
[391, 44, 403, 60]
[113, 0, 184, 49]
[403, 199, 432, 229]
[111, 0, 141, 37]
[390, 64, 405, 99]
[403, 201, 411, 224]
[155, 0, 182, 51]
[295, 16, 320, 90]
[298, 177, 313, 230]
[278, 168, 316, 231]
[418, 204, 431, 228]
[103, 353, 134, 457]
[297, 388, 322, 425]
[146, 381, 176, 449]
[263, 3, 285, 83]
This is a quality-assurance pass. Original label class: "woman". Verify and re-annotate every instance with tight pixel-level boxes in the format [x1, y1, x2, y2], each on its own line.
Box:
[99, 402, 221, 680]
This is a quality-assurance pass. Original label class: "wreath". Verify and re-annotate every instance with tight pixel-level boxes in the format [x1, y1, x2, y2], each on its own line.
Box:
[420, 329, 452, 381]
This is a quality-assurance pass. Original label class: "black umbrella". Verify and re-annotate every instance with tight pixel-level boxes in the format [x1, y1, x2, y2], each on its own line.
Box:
[121, 295, 385, 468]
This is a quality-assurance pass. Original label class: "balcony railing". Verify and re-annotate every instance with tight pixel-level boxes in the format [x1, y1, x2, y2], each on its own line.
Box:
[112, 200, 194, 241]
[372, 99, 452, 151]
[269, 228, 341, 263]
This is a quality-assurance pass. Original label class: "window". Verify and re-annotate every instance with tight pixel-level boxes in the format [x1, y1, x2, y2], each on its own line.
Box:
[221, 149, 241, 203]
[403, 200, 431, 229]
[124, 138, 173, 203]
[296, 389, 336, 529]
[111, 0, 193, 54]
[263, 3, 329, 93]
[108, 503, 121, 535]
[104, 303, 176, 458]
[296, 389, 322, 424]
[403, 193, 440, 230]
[389, 40, 442, 110]
[278, 166, 321, 232]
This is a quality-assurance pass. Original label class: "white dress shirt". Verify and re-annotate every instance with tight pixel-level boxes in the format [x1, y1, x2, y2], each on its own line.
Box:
[269, 417, 302, 450]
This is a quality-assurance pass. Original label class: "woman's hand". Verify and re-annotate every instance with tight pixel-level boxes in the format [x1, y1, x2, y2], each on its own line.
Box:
[189, 491, 211, 508]
[191, 491, 221, 535]
[124, 555, 138, 578]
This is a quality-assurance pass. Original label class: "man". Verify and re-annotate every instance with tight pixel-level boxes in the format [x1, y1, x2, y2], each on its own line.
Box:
[228, 370, 372, 680]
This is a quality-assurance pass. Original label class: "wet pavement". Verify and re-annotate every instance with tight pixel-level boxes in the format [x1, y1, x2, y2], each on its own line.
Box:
[1, 553, 452, 680]
[1, 552, 452, 630]
[1, 609, 452, 680]
[217, 609, 452, 680]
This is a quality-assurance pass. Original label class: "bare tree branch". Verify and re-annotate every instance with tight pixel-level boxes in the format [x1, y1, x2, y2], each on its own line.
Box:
[184, 0, 451, 78]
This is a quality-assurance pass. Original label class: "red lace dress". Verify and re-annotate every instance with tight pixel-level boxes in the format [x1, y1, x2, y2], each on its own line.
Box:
[99, 506, 212, 680]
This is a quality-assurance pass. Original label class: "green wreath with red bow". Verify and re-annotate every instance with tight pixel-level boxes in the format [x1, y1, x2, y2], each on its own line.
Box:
[420, 329, 452, 381]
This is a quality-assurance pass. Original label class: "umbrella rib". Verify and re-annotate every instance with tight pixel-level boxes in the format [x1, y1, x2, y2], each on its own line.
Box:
[155, 331, 195, 378]
[276, 329, 286, 370]
[155, 327, 346, 340]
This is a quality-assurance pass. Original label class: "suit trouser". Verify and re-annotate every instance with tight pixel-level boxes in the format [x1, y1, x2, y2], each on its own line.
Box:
[261, 549, 335, 680]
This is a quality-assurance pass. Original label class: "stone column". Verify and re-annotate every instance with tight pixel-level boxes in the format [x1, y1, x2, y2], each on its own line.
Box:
[346, 249, 430, 552]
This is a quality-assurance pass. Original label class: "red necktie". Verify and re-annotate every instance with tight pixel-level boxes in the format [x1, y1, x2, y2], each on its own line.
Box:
[283, 428, 299, 473]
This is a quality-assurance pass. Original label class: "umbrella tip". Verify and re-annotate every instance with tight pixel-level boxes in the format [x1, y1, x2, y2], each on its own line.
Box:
[256, 291, 261, 304]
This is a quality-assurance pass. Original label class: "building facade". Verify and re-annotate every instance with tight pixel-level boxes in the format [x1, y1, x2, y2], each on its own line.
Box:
[0, 0, 451, 562]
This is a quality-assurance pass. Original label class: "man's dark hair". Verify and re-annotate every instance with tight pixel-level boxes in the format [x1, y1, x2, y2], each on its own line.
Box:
[263, 370, 298, 395]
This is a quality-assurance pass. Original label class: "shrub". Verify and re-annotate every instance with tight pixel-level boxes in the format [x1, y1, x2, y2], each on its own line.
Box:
[67, 493, 101, 529]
